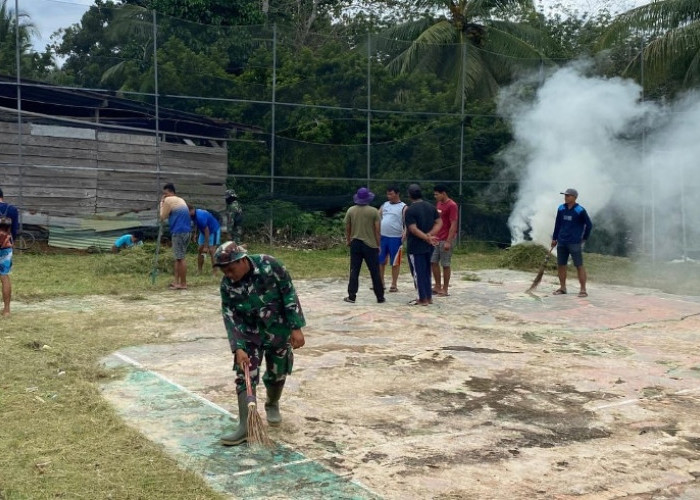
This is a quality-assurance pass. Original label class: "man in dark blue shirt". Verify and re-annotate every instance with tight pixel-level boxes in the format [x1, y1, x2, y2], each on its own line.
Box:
[551, 188, 593, 297]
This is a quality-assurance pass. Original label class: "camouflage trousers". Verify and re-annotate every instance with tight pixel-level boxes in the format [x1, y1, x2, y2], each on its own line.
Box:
[233, 340, 294, 394]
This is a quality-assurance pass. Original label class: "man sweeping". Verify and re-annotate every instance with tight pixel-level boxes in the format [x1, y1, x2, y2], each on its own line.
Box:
[551, 188, 593, 297]
[215, 242, 306, 446]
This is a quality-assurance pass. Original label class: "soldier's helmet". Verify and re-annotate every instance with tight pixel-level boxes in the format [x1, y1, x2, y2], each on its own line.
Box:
[213, 241, 247, 267]
[225, 189, 238, 202]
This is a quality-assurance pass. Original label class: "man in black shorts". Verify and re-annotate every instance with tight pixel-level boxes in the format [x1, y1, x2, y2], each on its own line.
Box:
[551, 188, 593, 297]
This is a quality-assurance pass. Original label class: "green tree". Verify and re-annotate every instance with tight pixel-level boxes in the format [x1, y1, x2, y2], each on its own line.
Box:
[0, 0, 40, 76]
[373, 0, 551, 104]
[598, 0, 700, 93]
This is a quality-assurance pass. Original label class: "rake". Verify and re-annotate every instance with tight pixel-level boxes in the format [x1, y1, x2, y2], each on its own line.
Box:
[527, 246, 555, 292]
[244, 364, 273, 448]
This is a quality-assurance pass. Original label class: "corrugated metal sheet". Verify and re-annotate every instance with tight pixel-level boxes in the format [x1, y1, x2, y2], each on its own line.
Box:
[48, 227, 143, 251]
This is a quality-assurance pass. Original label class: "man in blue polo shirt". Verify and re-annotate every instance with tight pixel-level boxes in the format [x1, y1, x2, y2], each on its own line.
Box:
[188, 205, 221, 275]
[551, 188, 593, 297]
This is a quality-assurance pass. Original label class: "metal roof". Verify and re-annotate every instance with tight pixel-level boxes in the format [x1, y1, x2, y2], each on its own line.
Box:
[0, 75, 258, 140]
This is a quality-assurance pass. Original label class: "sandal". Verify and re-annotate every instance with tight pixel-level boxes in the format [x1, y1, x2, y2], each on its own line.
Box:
[553, 289, 567, 295]
[408, 299, 429, 306]
[577, 291, 588, 297]
[389, 286, 398, 293]
[435, 291, 450, 297]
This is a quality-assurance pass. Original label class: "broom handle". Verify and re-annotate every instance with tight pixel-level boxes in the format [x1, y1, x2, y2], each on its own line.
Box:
[244, 363, 255, 401]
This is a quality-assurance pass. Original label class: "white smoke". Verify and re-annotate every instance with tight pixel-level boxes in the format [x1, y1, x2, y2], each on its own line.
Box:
[499, 63, 700, 259]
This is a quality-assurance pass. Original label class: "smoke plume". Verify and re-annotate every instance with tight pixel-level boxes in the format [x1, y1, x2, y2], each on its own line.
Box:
[499, 64, 700, 259]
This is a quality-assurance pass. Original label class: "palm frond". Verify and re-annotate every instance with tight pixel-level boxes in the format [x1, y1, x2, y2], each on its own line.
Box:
[598, 0, 700, 49]
[387, 20, 457, 75]
[643, 20, 700, 83]
[466, 0, 535, 18]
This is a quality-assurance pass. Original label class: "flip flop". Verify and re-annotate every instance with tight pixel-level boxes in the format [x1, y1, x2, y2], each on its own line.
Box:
[578, 291, 588, 297]
[435, 291, 450, 297]
[389, 286, 399, 293]
[553, 289, 567, 295]
[408, 299, 429, 306]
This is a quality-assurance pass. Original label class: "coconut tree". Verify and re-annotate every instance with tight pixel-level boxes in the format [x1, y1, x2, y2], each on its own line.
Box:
[0, 0, 38, 75]
[598, 0, 700, 91]
[373, 0, 551, 104]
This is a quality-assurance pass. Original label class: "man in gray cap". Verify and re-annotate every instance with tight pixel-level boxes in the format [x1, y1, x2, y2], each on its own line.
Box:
[343, 187, 385, 304]
[214, 241, 306, 446]
[551, 188, 593, 297]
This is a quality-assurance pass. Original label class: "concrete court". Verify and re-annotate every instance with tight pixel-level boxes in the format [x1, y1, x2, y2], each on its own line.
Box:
[100, 269, 700, 499]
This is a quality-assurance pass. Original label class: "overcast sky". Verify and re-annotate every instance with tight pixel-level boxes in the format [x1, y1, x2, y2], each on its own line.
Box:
[23, 0, 650, 54]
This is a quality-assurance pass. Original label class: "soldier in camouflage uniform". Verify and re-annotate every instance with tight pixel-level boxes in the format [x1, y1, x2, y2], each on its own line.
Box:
[214, 241, 306, 446]
[225, 190, 243, 243]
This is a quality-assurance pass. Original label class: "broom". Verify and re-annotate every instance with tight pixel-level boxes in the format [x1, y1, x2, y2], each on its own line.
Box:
[526, 246, 555, 292]
[244, 364, 273, 448]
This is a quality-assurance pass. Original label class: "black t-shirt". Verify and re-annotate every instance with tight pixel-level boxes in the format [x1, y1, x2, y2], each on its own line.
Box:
[405, 200, 439, 254]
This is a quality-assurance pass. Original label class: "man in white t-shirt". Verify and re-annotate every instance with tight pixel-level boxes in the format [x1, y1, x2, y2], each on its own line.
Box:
[378, 184, 407, 292]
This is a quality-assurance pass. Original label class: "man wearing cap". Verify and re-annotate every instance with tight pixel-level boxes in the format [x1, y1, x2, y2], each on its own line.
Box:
[214, 241, 306, 446]
[225, 189, 243, 242]
[343, 187, 385, 304]
[551, 188, 593, 297]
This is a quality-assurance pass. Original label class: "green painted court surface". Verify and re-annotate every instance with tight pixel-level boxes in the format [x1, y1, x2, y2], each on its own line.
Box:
[102, 355, 379, 500]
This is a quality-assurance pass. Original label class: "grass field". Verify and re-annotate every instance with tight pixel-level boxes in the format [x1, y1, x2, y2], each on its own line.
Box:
[2, 243, 700, 499]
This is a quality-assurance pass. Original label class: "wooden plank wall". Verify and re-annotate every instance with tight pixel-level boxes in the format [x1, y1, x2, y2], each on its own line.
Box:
[0, 121, 228, 221]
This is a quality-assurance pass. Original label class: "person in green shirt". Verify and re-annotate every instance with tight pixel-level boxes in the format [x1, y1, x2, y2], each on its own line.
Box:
[343, 187, 385, 304]
[214, 241, 306, 446]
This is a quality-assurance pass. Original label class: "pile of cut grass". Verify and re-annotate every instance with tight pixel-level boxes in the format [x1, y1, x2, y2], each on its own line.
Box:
[497, 242, 554, 272]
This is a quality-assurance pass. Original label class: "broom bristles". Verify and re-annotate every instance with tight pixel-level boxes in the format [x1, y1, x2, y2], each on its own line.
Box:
[527, 268, 546, 291]
[246, 402, 273, 448]
[527, 250, 552, 292]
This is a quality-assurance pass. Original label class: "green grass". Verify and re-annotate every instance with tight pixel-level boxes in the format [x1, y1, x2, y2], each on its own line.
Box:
[3, 243, 700, 498]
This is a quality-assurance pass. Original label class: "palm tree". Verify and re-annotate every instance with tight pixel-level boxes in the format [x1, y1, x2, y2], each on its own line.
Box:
[373, 0, 550, 103]
[598, 0, 700, 91]
[0, 0, 37, 75]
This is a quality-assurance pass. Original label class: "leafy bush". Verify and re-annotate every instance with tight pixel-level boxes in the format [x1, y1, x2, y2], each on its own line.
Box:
[243, 200, 344, 248]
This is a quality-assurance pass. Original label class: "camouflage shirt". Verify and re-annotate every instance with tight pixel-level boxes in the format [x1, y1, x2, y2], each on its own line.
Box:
[226, 201, 242, 228]
[220, 254, 306, 353]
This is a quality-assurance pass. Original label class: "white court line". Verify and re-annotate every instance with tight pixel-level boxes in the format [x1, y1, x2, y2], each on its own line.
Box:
[594, 386, 700, 410]
[113, 351, 234, 416]
[110, 350, 381, 496]
[229, 458, 313, 477]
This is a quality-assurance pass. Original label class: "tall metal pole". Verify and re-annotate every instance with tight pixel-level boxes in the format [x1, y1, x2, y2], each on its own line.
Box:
[151, 9, 163, 284]
[269, 24, 277, 244]
[366, 28, 371, 187]
[153, 10, 161, 189]
[14, 0, 23, 228]
[457, 38, 466, 246]
[640, 36, 655, 262]
[681, 164, 687, 260]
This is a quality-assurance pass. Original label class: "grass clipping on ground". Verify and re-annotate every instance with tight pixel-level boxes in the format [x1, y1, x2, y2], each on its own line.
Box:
[94, 243, 174, 275]
[0, 282, 223, 499]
